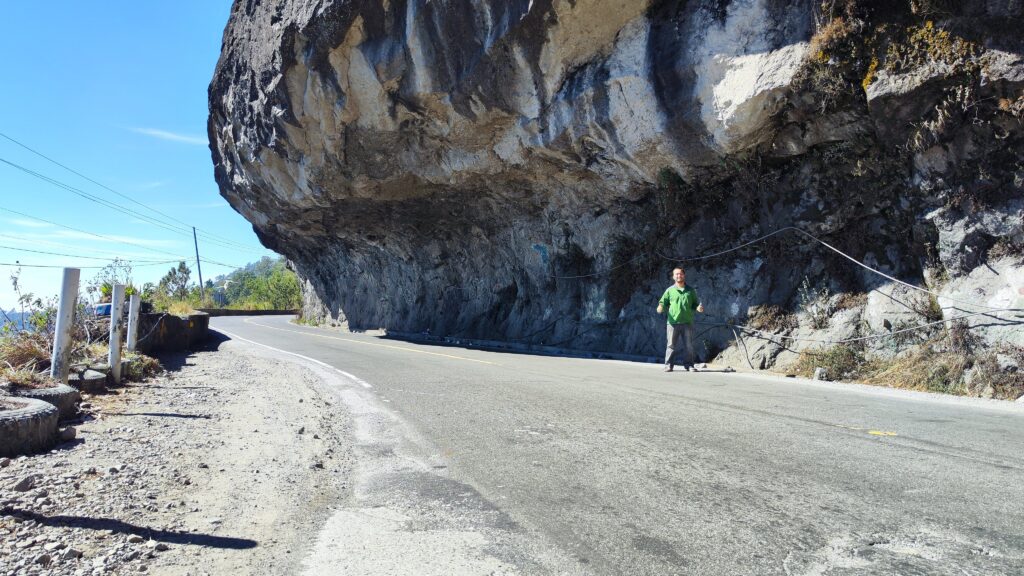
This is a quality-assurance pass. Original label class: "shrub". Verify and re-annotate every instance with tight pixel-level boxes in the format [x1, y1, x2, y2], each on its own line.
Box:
[794, 345, 866, 380]
[967, 346, 1024, 400]
[124, 351, 162, 381]
[909, 293, 943, 323]
[834, 292, 867, 311]
[799, 276, 834, 329]
[0, 367, 55, 390]
[866, 345, 969, 394]
[748, 305, 798, 332]
[0, 332, 51, 371]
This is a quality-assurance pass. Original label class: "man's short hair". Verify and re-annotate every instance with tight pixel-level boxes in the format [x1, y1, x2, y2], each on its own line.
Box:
[673, 267, 685, 274]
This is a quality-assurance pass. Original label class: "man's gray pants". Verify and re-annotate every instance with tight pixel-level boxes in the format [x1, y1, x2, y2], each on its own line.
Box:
[665, 323, 695, 367]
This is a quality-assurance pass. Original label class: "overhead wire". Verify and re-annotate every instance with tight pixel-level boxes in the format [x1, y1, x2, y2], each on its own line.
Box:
[657, 226, 1021, 313]
[0, 244, 173, 263]
[0, 232, 177, 261]
[0, 130, 267, 253]
[544, 225, 1023, 349]
[0, 156, 266, 255]
[0, 206, 192, 261]
[0, 207, 253, 271]
[0, 260, 179, 269]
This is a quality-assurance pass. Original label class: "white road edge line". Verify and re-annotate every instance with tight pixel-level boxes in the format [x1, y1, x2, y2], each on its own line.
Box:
[216, 328, 373, 389]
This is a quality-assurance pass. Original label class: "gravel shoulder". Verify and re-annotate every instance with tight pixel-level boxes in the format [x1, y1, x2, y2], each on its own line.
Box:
[0, 337, 355, 576]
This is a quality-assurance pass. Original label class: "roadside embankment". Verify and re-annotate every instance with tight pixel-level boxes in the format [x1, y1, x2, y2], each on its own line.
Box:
[0, 337, 354, 576]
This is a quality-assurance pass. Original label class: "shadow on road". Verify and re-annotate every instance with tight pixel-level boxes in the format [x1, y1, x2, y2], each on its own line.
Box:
[3, 509, 257, 549]
[157, 331, 229, 373]
[104, 412, 212, 419]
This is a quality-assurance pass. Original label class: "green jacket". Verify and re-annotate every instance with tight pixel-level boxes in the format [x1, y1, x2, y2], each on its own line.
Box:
[659, 285, 700, 325]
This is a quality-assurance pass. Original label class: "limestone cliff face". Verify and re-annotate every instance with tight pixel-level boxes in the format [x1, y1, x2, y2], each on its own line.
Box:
[210, 1, 1024, 374]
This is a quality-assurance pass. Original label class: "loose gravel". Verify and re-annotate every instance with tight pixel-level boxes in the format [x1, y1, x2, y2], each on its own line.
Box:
[0, 339, 355, 575]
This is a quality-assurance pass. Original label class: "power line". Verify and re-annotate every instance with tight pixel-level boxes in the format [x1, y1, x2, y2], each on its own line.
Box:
[0, 156, 266, 254]
[0, 260, 179, 269]
[0, 232, 175, 261]
[658, 226, 1020, 313]
[0, 206, 192, 261]
[0, 130, 267, 253]
[1, 157, 196, 238]
[0, 244, 172, 263]
[551, 226, 1021, 314]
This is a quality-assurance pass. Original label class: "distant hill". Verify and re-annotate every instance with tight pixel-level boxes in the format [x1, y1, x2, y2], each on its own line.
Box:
[2, 310, 28, 331]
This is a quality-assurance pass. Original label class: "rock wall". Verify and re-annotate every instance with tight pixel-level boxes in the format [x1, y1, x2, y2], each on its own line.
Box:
[209, 1, 1024, 369]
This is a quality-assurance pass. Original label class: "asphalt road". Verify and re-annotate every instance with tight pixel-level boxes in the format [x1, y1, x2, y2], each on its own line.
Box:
[212, 315, 1024, 576]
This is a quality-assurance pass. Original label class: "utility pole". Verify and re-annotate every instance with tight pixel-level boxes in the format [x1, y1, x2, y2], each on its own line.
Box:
[193, 227, 205, 301]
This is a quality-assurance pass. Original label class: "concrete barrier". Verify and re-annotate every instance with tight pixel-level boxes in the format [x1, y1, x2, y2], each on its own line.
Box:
[136, 312, 210, 354]
[195, 309, 298, 317]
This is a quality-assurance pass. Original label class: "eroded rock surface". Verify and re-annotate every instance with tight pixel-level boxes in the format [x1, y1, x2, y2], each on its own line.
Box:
[209, 1, 1024, 367]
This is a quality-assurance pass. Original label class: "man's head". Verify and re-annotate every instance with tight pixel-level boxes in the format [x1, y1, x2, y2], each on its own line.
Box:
[672, 267, 685, 284]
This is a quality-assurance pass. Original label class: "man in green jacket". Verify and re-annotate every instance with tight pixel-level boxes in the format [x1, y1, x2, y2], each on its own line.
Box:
[657, 267, 704, 372]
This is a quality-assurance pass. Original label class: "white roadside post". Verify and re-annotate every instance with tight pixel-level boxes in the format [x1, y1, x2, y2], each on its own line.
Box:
[49, 267, 81, 384]
[126, 294, 142, 352]
[108, 284, 126, 384]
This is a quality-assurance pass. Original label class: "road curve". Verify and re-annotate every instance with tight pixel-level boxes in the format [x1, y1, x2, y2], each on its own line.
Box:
[212, 315, 1024, 576]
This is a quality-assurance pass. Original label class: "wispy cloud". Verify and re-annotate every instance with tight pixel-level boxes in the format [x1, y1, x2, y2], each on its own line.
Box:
[48, 230, 181, 248]
[8, 219, 52, 229]
[136, 180, 169, 190]
[0, 232, 183, 260]
[4, 229, 181, 249]
[131, 128, 207, 146]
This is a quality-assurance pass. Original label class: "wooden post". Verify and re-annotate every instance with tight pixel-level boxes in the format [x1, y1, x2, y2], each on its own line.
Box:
[49, 268, 80, 384]
[108, 284, 126, 384]
[126, 294, 141, 352]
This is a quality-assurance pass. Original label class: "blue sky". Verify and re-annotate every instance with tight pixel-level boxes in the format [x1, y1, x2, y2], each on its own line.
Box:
[0, 1, 276, 310]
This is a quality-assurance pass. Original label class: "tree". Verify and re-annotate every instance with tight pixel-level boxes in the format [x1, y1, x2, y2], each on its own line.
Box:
[88, 258, 137, 302]
[159, 262, 192, 300]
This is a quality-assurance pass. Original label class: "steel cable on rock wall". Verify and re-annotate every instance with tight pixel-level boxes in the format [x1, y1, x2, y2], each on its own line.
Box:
[542, 225, 1024, 348]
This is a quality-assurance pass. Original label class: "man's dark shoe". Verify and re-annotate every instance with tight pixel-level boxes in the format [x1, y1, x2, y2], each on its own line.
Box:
[664, 365, 674, 372]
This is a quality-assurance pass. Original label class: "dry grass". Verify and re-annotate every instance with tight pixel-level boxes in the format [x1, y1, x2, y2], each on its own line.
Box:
[165, 301, 196, 316]
[987, 238, 1023, 261]
[967, 346, 1024, 400]
[809, 16, 853, 56]
[124, 351, 162, 381]
[909, 294, 944, 322]
[0, 367, 56, 390]
[0, 332, 50, 371]
[748, 305, 798, 332]
[793, 345, 866, 380]
[865, 344, 969, 394]
[834, 292, 867, 311]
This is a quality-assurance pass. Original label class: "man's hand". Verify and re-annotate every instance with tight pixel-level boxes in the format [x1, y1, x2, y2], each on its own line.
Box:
[697, 304, 705, 313]
[657, 304, 664, 314]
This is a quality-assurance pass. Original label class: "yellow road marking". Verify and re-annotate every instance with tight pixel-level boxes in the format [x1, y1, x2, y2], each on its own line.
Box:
[868, 430, 898, 437]
[240, 318, 499, 366]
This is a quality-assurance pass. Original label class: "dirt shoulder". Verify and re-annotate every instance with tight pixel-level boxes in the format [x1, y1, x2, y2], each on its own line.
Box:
[0, 337, 354, 576]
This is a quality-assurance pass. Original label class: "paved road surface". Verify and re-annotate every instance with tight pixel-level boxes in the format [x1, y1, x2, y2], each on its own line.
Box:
[212, 315, 1024, 575]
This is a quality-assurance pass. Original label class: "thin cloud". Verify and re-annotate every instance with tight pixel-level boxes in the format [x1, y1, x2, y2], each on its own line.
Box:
[131, 128, 208, 146]
[8, 218, 52, 229]
[152, 201, 228, 210]
[136, 180, 169, 190]
[0, 232, 181, 260]
[49, 230, 181, 248]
